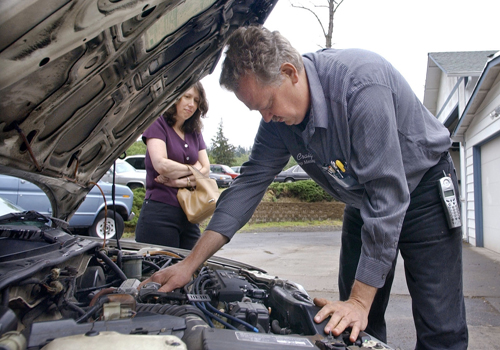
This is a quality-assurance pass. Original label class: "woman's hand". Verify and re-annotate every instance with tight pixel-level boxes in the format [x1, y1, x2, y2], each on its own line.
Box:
[155, 174, 196, 188]
[154, 174, 170, 185]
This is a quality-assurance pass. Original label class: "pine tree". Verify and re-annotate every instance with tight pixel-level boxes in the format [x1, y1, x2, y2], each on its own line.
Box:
[210, 119, 236, 165]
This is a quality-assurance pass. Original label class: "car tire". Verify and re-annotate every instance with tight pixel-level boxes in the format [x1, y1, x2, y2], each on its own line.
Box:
[284, 178, 295, 183]
[88, 210, 124, 239]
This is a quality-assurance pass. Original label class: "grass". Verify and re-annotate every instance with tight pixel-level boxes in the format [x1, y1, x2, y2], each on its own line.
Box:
[205, 219, 342, 232]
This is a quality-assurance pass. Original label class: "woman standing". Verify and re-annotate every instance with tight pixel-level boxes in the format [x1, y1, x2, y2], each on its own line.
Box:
[135, 82, 209, 249]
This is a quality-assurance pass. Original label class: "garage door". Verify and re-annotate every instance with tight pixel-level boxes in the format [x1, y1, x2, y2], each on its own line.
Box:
[481, 135, 500, 254]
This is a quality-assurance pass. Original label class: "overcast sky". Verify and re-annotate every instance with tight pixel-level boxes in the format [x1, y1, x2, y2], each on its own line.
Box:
[200, 0, 499, 149]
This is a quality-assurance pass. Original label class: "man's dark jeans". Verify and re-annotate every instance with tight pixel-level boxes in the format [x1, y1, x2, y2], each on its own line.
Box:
[339, 153, 468, 350]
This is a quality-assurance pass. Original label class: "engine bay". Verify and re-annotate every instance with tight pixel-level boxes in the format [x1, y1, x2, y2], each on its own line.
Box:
[0, 211, 393, 349]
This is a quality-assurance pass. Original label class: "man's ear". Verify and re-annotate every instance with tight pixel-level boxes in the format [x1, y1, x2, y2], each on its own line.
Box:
[281, 63, 299, 84]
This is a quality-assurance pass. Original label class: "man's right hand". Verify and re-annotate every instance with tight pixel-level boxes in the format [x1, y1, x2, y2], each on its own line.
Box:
[137, 230, 229, 293]
[138, 260, 193, 293]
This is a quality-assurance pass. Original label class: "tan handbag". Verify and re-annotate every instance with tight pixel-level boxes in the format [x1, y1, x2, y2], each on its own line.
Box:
[177, 165, 219, 224]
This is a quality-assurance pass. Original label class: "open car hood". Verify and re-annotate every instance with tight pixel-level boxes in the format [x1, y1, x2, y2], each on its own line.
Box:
[0, 0, 277, 220]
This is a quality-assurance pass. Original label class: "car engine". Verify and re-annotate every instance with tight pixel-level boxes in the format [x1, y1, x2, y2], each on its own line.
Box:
[0, 211, 392, 350]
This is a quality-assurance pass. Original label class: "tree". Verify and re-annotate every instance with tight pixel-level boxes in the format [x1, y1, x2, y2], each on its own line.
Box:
[234, 145, 248, 157]
[209, 119, 236, 165]
[290, 0, 345, 48]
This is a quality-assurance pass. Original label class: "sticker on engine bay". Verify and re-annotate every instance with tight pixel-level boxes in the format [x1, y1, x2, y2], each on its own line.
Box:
[235, 332, 315, 347]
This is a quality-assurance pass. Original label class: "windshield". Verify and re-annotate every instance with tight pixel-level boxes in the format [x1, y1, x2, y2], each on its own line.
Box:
[0, 197, 22, 216]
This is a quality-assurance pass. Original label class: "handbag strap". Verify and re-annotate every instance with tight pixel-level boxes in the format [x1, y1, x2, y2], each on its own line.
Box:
[187, 165, 208, 180]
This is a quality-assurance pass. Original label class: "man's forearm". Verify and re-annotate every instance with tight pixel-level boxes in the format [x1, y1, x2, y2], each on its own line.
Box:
[182, 230, 229, 272]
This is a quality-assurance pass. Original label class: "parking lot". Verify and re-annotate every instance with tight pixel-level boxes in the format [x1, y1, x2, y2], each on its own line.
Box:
[215, 230, 500, 350]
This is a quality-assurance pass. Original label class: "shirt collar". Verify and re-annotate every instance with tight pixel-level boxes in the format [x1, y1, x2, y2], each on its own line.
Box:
[302, 53, 329, 130]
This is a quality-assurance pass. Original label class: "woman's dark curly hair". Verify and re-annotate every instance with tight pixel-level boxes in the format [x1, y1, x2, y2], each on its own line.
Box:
[163, 81, 208, 133]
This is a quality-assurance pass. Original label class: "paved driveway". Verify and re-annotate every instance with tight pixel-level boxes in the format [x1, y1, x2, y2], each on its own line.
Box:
[215, 230, 500, 350]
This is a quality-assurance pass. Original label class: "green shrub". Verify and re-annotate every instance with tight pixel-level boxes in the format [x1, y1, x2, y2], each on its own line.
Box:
[267, 180, 334, 202]
[125, 187, 145, 229]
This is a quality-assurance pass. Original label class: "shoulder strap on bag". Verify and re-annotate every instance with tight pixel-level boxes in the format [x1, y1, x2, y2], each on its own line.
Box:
[187, 165, 208, 180]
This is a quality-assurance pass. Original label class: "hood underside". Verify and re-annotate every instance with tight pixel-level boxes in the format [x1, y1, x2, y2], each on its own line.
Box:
[0, 0, 277, 220]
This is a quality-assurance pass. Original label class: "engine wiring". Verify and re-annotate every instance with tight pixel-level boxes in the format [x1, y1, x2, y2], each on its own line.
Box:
[0, 237, 390, 350]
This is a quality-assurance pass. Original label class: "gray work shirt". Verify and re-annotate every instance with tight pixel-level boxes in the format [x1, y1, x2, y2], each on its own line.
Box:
[206, 48, 451, 288]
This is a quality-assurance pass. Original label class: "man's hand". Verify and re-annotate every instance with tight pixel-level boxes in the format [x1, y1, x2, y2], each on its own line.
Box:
[313, 297, 369, 343]
[313, 280, 377, 343]
[138, 260, 193, 292]
[137, 231, 229, 293]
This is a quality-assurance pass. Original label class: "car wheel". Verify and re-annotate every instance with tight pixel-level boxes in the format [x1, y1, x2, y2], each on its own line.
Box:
[88, 210, 124, 239]
[284, 178, 295, 183]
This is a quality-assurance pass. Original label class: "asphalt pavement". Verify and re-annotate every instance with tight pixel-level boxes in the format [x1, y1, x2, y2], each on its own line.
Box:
[214, 230, 500, 350]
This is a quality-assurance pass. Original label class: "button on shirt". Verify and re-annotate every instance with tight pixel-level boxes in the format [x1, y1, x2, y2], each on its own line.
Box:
[206, 48, 451, 288]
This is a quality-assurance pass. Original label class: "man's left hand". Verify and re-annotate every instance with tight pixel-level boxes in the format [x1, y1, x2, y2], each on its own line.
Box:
[313, 280, 377, 343]
[313, 297, 369, 343]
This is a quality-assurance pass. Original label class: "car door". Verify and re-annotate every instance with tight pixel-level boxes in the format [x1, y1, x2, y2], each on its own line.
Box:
[17, 178, 53, 215]
[0, 174, 20, 204]
[0, 175, 53, 215]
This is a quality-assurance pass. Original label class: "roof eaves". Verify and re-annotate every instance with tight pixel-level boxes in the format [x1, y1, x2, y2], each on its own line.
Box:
[452, 53, 500, 138]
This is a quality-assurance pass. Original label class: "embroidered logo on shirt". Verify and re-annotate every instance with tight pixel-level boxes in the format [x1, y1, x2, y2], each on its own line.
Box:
[296, 152, 315, 166]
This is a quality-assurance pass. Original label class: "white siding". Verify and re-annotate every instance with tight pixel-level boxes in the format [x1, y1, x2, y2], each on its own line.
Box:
[463, 74, 500, 247]
[481, 136, 500, 253]
[464, 147, 475, 242]
[436, 76, 459, 124]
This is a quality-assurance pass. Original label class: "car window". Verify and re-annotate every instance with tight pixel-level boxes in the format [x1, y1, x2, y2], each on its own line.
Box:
[115, 161, 136, 173]
[293, 166, 305, 173]
[126, 157, 145, 170]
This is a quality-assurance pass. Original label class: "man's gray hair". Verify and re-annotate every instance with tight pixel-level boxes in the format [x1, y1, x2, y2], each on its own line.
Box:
[219, 26, 303, 91]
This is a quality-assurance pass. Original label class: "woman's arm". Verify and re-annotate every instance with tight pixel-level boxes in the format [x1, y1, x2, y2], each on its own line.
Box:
[195, 149, 210, 176]
[147, 138, 190, 180]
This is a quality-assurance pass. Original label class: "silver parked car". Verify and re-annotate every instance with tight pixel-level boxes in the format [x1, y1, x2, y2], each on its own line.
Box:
[101, 160, 146, 190]
[231, 165, 242, 174]
[274, 165, 311, 182]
